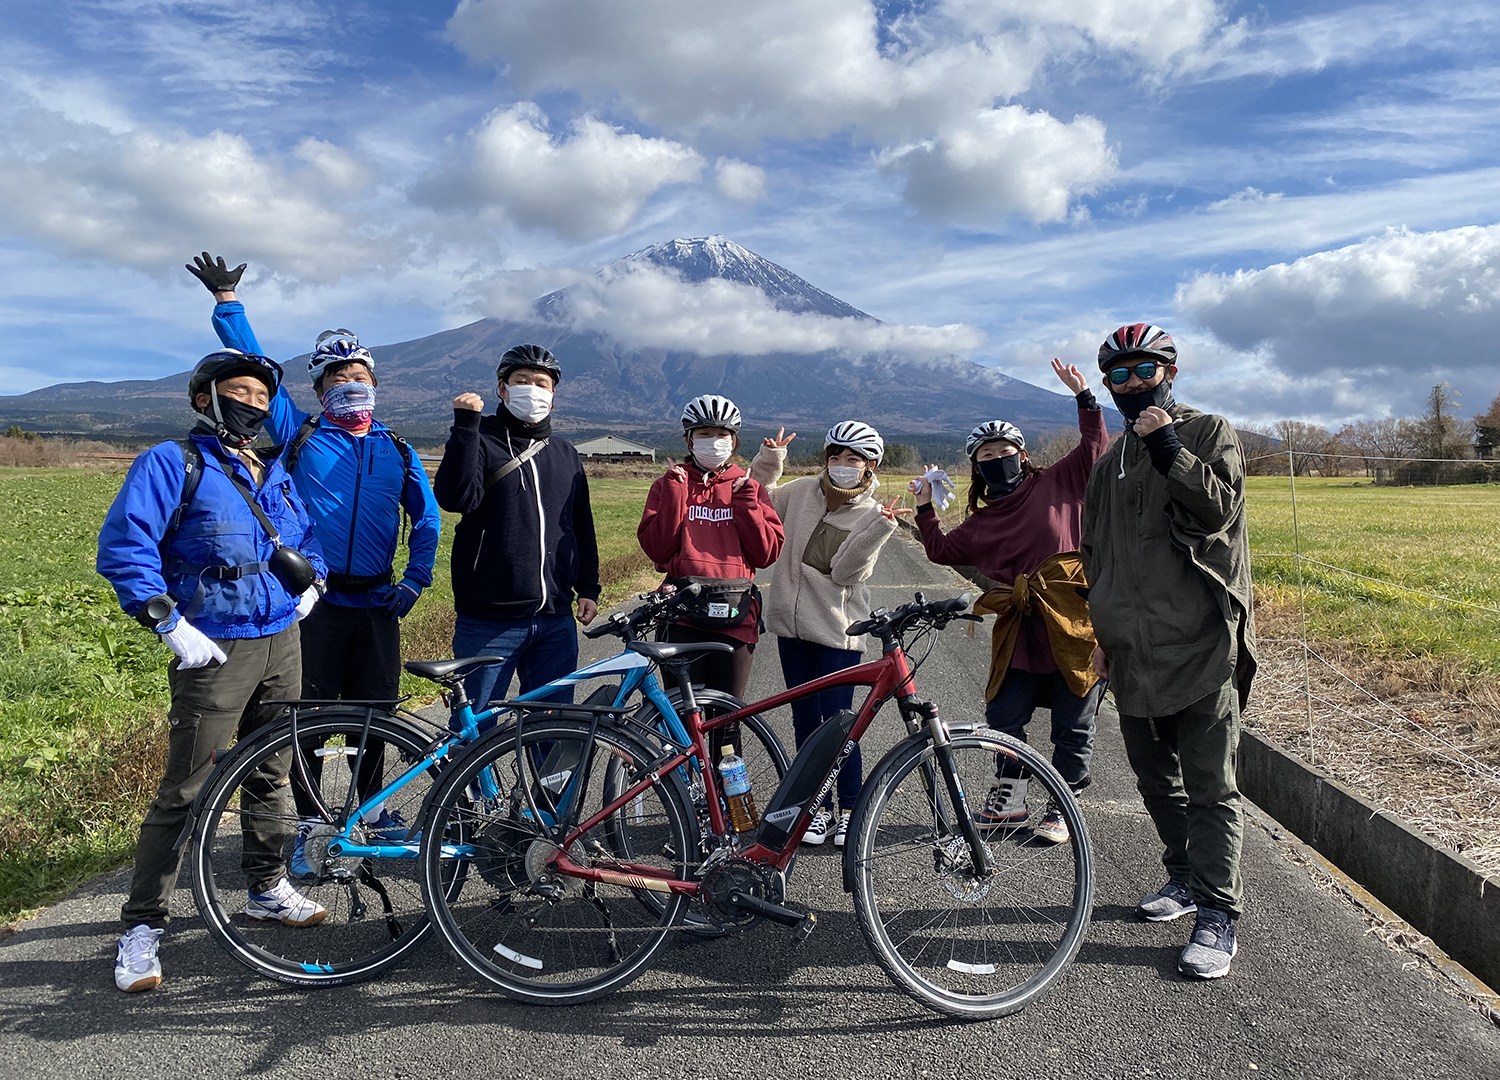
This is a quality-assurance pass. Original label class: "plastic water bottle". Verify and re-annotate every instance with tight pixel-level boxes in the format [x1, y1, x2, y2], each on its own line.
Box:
[718, 745, 760, 832]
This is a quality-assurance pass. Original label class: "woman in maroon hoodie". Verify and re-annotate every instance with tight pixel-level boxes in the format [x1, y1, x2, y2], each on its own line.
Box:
[638, 394, 784, 699]
[913, 359, 1108, 844]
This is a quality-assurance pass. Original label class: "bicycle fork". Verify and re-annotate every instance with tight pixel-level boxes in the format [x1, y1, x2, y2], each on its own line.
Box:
[902, 698, 995, 879]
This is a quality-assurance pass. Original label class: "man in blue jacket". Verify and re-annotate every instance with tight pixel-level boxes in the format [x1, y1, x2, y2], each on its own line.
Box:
[187, 254, 442, 859]
[434, 345, 600, 709]
[99, 348, 330, 993]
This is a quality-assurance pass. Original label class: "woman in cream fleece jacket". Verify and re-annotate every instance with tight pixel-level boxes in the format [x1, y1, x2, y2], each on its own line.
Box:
[750, 421, 909, 846]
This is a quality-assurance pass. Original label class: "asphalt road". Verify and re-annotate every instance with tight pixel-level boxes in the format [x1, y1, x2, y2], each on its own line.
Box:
[3, 533, 1498, 1080]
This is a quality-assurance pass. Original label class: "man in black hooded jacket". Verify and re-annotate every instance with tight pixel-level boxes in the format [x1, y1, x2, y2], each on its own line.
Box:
[433, 344, 600, 708]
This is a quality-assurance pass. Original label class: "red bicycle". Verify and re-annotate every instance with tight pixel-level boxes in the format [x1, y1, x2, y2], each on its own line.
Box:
[418, 592, 1094, 1019]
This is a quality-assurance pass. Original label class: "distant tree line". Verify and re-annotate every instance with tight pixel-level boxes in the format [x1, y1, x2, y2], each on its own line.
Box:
[1241, 383, 1500, 485]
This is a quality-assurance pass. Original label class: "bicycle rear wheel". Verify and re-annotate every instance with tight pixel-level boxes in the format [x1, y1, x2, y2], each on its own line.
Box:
[850, 730, 1093, 1019]
[189, 709, 462, 986]
[421, 717, 692, 1004]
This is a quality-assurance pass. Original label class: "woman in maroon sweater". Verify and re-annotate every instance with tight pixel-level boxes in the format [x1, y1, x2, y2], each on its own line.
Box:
[913, 359, 1108, 843]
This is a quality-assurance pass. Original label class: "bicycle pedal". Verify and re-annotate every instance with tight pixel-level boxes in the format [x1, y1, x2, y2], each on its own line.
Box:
[791, 911, 817, 946]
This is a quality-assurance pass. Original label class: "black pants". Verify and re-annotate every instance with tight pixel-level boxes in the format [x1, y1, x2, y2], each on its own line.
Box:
[662, 623, 755, 698]
[984, 669, 1100, 788]
[292, 600, 401, 818]
[778, 636, 863, 810]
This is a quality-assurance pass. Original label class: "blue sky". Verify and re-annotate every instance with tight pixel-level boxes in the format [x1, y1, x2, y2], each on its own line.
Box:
[1, 0, 1497, 424]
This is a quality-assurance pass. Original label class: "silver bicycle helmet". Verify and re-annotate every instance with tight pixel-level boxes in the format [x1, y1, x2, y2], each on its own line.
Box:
[680, 394, 742, 432]
[965, 420, 1025, 459]
[824, 420, 885, 464]
[307, 329, 375, 383]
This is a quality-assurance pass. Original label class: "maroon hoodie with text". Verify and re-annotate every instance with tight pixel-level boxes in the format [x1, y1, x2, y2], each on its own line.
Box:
[637, 460, 785, 644]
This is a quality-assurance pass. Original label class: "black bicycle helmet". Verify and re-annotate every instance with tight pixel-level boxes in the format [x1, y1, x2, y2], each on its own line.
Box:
[187, 348, 283, 405]
[497, 343, 562, 385]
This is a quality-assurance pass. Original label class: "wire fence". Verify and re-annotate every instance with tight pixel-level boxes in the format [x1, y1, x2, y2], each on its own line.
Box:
[1245, 447, 1500, 865]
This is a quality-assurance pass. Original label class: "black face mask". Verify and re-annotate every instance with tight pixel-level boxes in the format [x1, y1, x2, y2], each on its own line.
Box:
[977, 454, 1025, 500]
[1110, 380, 1176, 424]
[210, 393, 269, 446]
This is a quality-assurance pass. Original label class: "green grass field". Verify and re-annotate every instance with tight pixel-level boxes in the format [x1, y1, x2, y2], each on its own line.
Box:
[1, 466, 1496, 922]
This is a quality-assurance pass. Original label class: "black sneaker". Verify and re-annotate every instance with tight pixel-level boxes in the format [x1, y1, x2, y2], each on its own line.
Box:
[1178, 908, 1238, 979]
[1137, 879, 1197, 922]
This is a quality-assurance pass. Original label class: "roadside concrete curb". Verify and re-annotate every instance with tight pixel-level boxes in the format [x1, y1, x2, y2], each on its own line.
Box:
[1237, 727, 1500, 997]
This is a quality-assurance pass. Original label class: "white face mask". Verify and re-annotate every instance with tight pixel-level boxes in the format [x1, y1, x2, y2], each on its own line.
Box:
[827, 465, 865, 489]
[504, 383, 554, 424]
[693, 435, 734, 471]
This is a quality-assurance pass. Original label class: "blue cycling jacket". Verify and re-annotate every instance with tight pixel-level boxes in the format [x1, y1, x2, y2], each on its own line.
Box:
[98, 433, 328, 639]
[212, 301, 441, 609]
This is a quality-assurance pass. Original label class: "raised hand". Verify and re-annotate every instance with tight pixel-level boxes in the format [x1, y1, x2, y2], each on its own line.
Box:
[453, 393, 484, 412]
[762, 426, 797, 449]
[879, 495, 913, 522]
[665, 464, 688, 483]
[1051, 357, 1088, 394]
[186, 252, 247, 296]
[908, 462, 938, 506]
[1132, 405, 1173, 436]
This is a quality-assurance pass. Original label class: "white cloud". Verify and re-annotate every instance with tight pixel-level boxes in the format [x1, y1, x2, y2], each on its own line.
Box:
[952, 0, 1223, 61]
[715, 158, 768, 203]
[535, 261, 985, 360]
[1175, 223, 1500, 419]
[293, 137, 371, 192]
[421, 103, 705, 241]
[879, 107, 1115, 224]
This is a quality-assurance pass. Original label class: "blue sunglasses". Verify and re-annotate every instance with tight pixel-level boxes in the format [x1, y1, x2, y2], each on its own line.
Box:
[1106, 361, 1159, 385]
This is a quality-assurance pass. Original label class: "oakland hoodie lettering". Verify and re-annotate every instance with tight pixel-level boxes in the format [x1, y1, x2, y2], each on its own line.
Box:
[638, 460, 784, 587]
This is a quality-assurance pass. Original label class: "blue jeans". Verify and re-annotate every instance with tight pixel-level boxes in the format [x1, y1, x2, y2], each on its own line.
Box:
[778, 636, 863, 811]
[452, 613, 579, 717]
[985, 669, 1100, 789]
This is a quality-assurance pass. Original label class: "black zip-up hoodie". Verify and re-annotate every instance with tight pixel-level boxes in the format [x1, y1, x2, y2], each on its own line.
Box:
[434, 406, 600, 620]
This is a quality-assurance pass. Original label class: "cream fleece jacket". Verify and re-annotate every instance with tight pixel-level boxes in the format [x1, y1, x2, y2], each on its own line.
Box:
[750, 445, 899, 652]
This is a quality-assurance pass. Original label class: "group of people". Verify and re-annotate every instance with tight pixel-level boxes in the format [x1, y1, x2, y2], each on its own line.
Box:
[97, 255, 1255, 996]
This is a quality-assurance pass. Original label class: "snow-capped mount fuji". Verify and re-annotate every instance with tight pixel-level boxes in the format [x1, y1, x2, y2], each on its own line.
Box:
[0, 236, 1100, 447]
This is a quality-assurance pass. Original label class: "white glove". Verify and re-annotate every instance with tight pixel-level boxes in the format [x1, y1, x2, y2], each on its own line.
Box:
[294, 586, 320, 622]
[908, 467, 956, 511]
[161, 620, 227, 670]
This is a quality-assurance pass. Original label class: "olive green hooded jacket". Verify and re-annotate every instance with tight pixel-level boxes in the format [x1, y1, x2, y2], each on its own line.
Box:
[1080, 404, 1257, 718]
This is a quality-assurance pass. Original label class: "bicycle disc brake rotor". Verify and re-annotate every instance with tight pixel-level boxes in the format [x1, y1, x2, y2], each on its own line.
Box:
[935, 835, 995, 902]
[301, 822, 343, 876]
[700, 857, 774, 928]
[525, 838, 587, 899]
[473, 816, 541, 892]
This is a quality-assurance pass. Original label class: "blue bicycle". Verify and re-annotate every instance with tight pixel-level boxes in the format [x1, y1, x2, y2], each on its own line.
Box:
[186, 586, 788, 986]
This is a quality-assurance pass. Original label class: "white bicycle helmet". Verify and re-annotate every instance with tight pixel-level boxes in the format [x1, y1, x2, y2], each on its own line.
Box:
[965, 420, 1025, 459]
[308, 329, 375, 383]
[680, 394, 742, 433]
[824, 420, 885, 464]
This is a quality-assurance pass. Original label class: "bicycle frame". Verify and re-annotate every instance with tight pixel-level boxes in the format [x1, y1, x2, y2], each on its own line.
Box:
[548, 639, 962, 895]
[317, 649, 688, 862]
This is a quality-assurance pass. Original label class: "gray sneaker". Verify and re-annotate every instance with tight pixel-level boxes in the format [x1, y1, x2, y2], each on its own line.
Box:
[1178, 908, 1238, 979]
[1137, 879, 1197, 922]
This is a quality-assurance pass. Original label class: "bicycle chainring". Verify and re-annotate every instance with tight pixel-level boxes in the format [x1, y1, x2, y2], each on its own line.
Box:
[700, 857, 774, 928]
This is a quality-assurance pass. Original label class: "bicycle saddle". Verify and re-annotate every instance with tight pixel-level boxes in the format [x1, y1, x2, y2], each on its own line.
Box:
[403, 656, 506, 681]
[626, 640, 735, 664]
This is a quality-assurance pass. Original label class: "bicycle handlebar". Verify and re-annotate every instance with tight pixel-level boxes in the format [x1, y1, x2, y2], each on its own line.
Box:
[844, 591, 975, 640]
[580, 583, 703, 641]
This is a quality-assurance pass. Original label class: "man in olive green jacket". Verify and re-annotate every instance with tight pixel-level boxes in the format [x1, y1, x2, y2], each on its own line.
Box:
[1080, 323, 1256, 981]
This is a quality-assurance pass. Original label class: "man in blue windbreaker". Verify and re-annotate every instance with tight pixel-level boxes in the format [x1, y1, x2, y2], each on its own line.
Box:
[99, 348, 330, 993]
[186, 254, 442, 865]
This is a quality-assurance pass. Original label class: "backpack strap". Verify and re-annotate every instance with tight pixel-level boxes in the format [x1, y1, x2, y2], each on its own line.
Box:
[389, 430, 415, 545]
[285, 415, 320, 472]
[159, 438, 205, 559]
[485, 438, 549, 490]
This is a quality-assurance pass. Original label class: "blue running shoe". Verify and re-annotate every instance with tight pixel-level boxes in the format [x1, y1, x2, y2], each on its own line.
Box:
[290, 818, 320, 879]
[365, 808, 418, 843]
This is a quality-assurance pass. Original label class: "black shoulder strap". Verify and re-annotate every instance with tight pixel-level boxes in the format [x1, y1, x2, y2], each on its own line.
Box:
[388, 430, 415, 544]
[160, 439, 205, 556]
[485, 437, 549, 490]
[216, 457, 285, 545]
[285, 415, 320, 472]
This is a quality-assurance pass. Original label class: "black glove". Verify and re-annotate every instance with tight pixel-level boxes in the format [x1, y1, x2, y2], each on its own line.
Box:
[186, 252, 247, 295]
[1140, 423, 1185, 477]
[1075, 387, 1099, 411]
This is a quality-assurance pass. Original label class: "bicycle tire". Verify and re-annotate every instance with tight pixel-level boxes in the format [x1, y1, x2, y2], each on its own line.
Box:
[421, 716, 693, 1004]
[850, 729, 1094, 1019]
[189, 708, 463, 986]
[612, 691, 791, 935]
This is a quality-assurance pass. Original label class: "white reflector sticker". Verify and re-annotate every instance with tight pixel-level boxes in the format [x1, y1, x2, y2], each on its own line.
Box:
[946, 959, 996, 975]
[313, 747, 357, 757]
[494, 942, 543, 970]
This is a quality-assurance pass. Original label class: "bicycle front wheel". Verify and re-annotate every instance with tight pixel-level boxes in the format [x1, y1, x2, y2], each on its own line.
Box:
[850, 730, 1093, 1019]
[421, 717, 693, 1004]
[189, 709, 459, 986]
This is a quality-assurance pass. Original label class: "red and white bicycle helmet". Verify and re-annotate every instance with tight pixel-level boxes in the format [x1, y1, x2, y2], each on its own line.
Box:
[680, 394, 742, 433]
[1097, 323, 1177, 370]
[824, 420, 885, 464]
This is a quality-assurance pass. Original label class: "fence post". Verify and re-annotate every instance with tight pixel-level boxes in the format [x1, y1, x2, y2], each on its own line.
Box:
[1287, 446, 1315, 764]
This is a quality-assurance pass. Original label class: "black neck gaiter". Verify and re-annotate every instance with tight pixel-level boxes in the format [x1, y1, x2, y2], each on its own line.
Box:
[1110, 381, 1176, 424]
[977, 454, 1025, 500]
[205, 393, 269, 447]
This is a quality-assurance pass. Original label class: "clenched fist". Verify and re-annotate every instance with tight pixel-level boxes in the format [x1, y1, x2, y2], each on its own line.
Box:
[454, 393, 484, 412]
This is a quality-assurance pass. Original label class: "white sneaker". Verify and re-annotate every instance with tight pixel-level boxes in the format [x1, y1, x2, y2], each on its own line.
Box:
[801, 808, 834, 846]
[974, 778, 1029, 828]
[115, 924, 163, 993]
[832, 810, 851, 848]
[245, 877, 328, 927]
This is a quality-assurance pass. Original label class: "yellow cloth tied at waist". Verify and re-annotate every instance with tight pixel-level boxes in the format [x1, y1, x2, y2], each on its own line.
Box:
[971, 550, 1100, 703]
